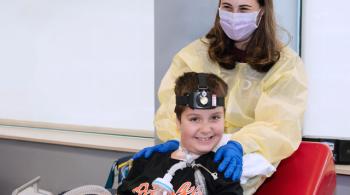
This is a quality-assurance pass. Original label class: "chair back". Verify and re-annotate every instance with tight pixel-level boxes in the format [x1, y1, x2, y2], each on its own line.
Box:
[105, 155, 133, 189]
[255, 141, 336, 195]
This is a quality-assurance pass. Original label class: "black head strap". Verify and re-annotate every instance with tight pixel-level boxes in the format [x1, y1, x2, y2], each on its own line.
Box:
[176, 73, 224, 109]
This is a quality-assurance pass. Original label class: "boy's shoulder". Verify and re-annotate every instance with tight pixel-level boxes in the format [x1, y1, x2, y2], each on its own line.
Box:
[132, 151, 173, 167]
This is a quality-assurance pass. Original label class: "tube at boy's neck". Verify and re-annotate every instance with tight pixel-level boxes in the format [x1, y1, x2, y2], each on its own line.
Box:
[171, 145, 200, 162]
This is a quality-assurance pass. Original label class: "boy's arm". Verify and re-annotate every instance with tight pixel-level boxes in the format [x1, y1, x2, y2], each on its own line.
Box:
[117, 158, 148, 193]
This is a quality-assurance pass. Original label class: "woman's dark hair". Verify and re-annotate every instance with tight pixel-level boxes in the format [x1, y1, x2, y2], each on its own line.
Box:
[206, 0, 281, 72]
[174, 72, 228, 120]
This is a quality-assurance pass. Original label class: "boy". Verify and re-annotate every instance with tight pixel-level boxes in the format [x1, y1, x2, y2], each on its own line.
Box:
[117, 72, 243, 195]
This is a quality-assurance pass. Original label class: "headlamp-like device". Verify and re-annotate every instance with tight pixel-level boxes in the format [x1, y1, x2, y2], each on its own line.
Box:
[176, 73, 224, 109]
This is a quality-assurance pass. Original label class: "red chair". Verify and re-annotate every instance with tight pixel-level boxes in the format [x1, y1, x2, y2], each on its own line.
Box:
[255, 141, 336, 195]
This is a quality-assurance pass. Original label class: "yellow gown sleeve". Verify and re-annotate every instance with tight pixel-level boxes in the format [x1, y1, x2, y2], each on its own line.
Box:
[231, 53, 308, 163]
[155, 53, 192, 141]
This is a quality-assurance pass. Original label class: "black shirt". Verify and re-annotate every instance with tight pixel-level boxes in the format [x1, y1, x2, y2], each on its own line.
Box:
[117, 152, 243, 195]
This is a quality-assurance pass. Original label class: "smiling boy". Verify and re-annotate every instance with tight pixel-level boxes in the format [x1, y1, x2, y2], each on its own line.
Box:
[117, 72, 243, 195]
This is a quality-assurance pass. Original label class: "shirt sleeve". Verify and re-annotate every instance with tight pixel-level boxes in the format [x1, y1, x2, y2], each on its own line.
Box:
[231, 54, 308, 163]
[117, 158, 149, 194]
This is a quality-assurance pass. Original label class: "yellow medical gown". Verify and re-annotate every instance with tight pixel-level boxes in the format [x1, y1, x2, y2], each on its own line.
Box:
[155, 38, 307, 164]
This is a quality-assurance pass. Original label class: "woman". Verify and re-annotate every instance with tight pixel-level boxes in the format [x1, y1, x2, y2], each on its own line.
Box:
[134, 0, 307, 194]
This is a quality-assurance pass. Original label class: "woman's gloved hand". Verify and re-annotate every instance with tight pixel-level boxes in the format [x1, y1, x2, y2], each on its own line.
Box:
[132, 140, 179, 159]
[214, 141, 243, 181]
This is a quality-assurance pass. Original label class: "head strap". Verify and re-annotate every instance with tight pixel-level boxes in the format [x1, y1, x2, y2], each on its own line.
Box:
[176, 73, 224, 109]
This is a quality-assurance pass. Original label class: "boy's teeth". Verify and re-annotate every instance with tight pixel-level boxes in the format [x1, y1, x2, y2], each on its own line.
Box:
[198, 137, 211, 141]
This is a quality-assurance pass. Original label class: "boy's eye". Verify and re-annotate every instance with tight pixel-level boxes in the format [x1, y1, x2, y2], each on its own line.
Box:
[211, 115, 222, 121]
[189, 117, 199, 122]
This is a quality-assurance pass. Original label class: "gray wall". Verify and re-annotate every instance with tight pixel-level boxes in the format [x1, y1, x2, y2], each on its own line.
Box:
[336, 175, 350, 194]
[0, 139, 131, 194]
[154, 0, 218, 109]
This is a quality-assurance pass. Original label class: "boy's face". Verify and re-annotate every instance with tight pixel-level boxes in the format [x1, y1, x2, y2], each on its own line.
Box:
[177, 106, 225, 155]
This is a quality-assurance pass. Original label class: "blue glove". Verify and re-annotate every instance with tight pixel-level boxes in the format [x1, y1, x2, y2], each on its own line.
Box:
[132, 140, 179, 159]
[214, 141, 243, 181]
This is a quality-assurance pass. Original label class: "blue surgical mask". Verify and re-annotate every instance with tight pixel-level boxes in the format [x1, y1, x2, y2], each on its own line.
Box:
[219, 8, 262, 41]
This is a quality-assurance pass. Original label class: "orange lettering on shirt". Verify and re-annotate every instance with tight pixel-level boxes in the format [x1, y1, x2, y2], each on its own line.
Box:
[132, 182, 149, 195]
[176, 182, 196, 195]
[131, 181, 202, 195]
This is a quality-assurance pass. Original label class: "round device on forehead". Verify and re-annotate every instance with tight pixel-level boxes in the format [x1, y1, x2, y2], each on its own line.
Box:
[199, 92, 209, 105]
[176, 73, 224, 109]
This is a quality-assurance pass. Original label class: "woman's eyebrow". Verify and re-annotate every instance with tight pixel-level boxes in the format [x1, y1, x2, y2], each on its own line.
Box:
[222, 2, 232, 7]
[239, 4, 253, 8]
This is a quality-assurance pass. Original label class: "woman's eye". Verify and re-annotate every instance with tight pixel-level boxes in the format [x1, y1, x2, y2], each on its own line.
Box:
[221, 4, 233, 11]
[223, 7, 233, 11]
[239, 6, 255, 13]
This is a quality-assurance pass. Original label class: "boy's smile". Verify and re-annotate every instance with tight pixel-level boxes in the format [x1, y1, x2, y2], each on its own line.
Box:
[177, 107, 225, 155]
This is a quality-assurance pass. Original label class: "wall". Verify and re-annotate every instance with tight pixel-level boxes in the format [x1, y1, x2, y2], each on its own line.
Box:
[0, 0, 154, 133]
[336, 175, 350, 194]
[0, 1, 219, 194]
[0, 139, 130, 194]
[302, 0, 350, 138]
[154, 0, 218, 109]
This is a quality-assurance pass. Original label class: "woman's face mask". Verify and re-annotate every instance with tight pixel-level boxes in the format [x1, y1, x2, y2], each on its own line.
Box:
[219, 8, 262, 42]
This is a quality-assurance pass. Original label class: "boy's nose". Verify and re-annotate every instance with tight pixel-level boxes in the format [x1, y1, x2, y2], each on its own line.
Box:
[199, 123, 212, 134]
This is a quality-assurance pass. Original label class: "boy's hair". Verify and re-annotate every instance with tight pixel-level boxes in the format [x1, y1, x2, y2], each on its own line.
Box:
[174, 72, 228, 120]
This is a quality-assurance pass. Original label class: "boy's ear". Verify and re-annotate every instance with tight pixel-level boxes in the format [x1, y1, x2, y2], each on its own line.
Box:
[176, 118, 181, 130]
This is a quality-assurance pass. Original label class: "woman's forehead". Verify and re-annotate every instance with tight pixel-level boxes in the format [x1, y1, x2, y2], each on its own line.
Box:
[220, 0, 259, 6]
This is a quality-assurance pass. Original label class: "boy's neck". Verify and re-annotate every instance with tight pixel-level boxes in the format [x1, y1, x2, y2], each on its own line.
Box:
[171, 146, 200, 162]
